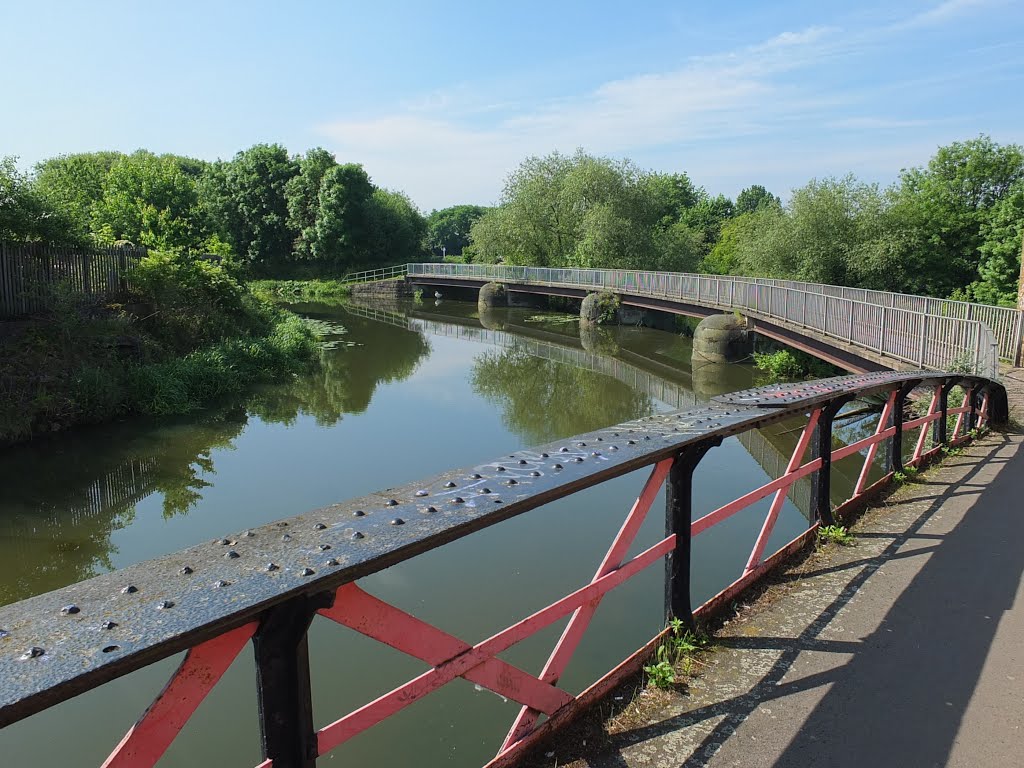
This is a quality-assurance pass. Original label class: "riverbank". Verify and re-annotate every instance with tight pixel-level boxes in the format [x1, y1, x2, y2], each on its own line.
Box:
[0, 253, 319, 447]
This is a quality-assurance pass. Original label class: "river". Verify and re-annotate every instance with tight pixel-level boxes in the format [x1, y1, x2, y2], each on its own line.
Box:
[0, 298, 880, 767]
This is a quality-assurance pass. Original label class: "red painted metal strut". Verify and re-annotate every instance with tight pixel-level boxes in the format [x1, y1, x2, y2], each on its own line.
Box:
[501, 458, 674, 751]
[102, 622, 258, 768]
[743, 409, 821, 574]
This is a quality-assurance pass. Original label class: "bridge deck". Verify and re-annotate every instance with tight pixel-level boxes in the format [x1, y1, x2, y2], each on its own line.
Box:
[546, 383, 1024, 768]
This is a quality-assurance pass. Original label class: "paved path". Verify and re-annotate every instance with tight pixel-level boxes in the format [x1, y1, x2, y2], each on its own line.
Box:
[549, 376, 1024, 768]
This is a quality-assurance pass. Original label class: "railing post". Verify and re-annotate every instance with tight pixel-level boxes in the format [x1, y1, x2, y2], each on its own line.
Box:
[878, 306, 888, 353]
[254, 592, 333, 768]
[664, 438, 721, 630]
[890, 380, 920, 474]
[936, 379, 958, 447]
[918, 314, 928, 366]
[812, 396, 855, 525]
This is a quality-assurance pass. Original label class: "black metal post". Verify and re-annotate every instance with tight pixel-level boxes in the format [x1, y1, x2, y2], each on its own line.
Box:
[968, 386, 980, 431]
[890, 380, 920, 474]
[665, 438, 721, 631]
[812, 396, 856, 526]
[254, 592, 333, 768]
[936, 379, 958, 447]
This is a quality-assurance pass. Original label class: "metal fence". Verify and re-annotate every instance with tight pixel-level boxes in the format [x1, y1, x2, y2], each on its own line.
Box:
[406, 264, 1012, 378]
[339, 264, 407, 284]
[0, 242, 147, 319]
[0, 371, 1004, 768]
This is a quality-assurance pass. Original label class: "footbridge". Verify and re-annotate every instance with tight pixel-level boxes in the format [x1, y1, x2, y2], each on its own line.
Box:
[0, 365, 1009, 768]
[405, 263, 1023, 378]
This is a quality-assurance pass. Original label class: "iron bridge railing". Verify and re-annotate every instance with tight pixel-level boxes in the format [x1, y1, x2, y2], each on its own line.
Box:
[0, 372, 1007, 768]
[406, 263, 1019, 375]
[339, 264, 407, 284]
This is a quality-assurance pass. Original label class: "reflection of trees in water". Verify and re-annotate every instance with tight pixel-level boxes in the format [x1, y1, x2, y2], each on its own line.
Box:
[249, 314, 431, 426]
[471, 348, 653, 444]
[0, 410, 247, 605]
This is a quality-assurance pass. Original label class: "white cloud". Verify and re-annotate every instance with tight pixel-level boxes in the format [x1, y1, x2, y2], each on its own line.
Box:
[316, 26, 845, 209]
[313, 4, 1013, 210]
[893, 0, 995, 30]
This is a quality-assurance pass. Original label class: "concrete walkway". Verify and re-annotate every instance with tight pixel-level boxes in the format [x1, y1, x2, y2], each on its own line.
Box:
[549, 384, 1024, 768]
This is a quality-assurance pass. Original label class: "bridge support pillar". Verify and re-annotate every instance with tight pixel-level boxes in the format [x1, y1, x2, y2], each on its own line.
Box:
[665, 438, 721, 630]
[478, 282, 507, 312]
[580, 291, 619, 327]
[692, 313, 753, 363]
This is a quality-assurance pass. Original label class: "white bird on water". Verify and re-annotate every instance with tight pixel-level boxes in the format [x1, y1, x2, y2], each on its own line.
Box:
[434, 291, 442, 299]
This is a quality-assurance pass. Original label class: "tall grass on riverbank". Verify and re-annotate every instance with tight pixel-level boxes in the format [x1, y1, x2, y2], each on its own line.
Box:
[249, 279, 353, 304]
[1, 253, 319, 446]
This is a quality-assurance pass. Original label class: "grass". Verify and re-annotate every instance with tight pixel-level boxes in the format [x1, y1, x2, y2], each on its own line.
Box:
[643, 617, 709, 690]
[248, 279, 353, 303]
[818, 524, 855, 546]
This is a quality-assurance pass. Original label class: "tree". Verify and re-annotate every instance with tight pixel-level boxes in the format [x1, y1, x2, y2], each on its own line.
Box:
[642, 172, 702, 224]
[199, 144, 299, 270]
[33, 151, 124, 240]
[310, 163, 375, 267]
[889, 135, 1024, 296]
[719, 176, 896, 287]
[0, 156, 79, 243]
[969, 180, 1024, 306]
[679, 193, 734, 259]
[285, 148, 337, 260]
[366, 189, 427, 264]
[735, 185, 781, 215]
[91, 151, 202, 249]
[469, 150, 663, 269]
[425, 204, 489, 258]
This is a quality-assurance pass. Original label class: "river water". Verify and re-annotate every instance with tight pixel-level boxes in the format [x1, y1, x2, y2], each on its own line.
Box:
[0, 299, 879, 767]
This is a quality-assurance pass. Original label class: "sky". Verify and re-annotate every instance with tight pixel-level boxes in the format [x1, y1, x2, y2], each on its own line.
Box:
[2, 0, 1023, 211]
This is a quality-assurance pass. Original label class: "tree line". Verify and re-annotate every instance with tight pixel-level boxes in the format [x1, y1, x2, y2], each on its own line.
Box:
[465, 137, 1024, 307]
[0, 146, 444, 275]
[4, 136, 1021, 304]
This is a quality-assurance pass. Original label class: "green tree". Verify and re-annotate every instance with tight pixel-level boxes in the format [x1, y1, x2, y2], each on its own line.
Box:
[366, 189, 427, 264]
[199, 144, 299, 270]
[91, 151, 202, 249]
[469, 149, 662, 269]
[310, 163, 375, 267]
[679, 193, 734, 259]
[735, 184, 781, 215]
[889, 135, 1024, 296]
[33, 151, 124, 240]
[285, 148, 337, 260]
[968, 180, 1024, 306]
[425, 204, 489, 258]
[0, 156, 79, 243]
[642, 172, 702, 224]
[721, 176, 895, 287]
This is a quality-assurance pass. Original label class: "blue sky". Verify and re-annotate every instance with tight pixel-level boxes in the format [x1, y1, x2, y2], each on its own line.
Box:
[2, 0, 1023, 210]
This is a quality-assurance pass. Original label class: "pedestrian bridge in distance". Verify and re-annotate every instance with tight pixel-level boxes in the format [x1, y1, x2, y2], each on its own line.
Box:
[404, 263, 1023, 379]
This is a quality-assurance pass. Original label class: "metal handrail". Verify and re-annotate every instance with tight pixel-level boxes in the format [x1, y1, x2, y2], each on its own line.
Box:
[0, 371, 1006, 768]
[340, 264, 408, 284]
[405, 263, 1009, 378]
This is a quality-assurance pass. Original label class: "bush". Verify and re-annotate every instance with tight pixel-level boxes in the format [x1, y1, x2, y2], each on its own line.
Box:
[753, 350, 804, 379]
[753, 348, 839, 380]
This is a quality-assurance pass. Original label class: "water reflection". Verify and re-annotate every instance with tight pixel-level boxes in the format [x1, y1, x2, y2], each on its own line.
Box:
[0, 411, 246, 604]
[249, 307, 431, 426]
